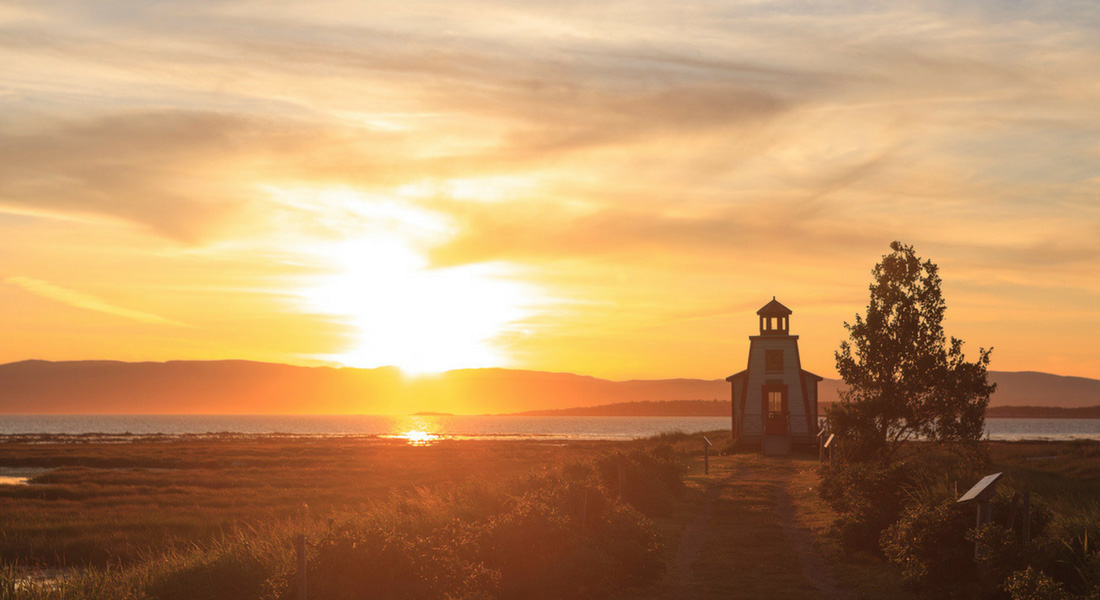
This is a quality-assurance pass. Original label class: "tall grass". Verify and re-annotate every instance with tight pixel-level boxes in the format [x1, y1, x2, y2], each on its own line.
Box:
[2, 443, 683, 600]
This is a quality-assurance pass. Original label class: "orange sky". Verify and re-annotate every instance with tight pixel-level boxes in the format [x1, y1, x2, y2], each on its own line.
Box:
[2, 1, 1099, 381]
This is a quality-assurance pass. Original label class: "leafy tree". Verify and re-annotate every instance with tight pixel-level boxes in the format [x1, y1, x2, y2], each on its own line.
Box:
[829, 241, 995, 463]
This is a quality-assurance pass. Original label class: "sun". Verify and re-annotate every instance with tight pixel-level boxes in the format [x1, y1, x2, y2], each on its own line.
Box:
[289, 187, 538, 375]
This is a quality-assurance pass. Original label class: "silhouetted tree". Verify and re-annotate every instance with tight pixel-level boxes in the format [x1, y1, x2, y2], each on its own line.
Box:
[829, 241, 995, 463]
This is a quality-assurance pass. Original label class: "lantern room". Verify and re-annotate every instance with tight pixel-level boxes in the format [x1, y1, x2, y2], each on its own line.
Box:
[757, 297, 791, 335]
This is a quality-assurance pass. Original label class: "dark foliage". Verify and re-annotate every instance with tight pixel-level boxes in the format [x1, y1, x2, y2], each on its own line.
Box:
[818, 461, 915, 553]
[831, 241, 995, 464]
[880, 498, 978, 598]
[298, 447, 676, 600]
[593, 446, 685, 517]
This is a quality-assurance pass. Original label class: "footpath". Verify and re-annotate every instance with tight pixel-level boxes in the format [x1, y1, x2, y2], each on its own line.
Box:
[658, 454, 856, 600]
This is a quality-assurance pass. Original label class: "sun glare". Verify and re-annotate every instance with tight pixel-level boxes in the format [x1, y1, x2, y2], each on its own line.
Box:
[289, 186, 539, 375]
[395, 430, 439, 445]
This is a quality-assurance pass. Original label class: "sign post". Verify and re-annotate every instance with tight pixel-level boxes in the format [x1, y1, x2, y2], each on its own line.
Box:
[296, 534, 307, 600]
[957, 473, 1003, 559]
[703, 436, 713, 474]
[823, 434, 836, 464]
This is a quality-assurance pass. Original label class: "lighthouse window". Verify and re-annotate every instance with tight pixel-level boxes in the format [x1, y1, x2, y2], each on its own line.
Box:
[765, 350, 784, 373]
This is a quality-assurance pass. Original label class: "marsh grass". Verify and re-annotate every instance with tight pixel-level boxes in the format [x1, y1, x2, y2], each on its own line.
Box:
[0, 437, 616, 567]
[0, 436, 682, 600]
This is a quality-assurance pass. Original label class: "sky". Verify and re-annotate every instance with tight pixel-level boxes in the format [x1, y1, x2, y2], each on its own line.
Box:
[1, 0, 1099, 381]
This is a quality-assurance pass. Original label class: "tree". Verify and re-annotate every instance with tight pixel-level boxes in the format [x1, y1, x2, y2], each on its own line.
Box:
[829, 241, 995, 463]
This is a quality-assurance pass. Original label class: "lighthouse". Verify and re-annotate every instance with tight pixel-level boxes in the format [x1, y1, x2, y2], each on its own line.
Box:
[726, 298, 822, 455]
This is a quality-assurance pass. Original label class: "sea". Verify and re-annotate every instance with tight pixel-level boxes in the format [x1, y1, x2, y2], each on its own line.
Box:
[0, 415, 1098, 442]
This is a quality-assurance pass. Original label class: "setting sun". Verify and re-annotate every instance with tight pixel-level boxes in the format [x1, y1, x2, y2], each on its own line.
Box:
[2, 2, 1100, 599]
[284, 186, 539, 374]
[1, 0, 1098, 383]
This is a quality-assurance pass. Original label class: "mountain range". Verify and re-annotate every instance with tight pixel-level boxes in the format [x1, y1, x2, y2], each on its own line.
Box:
[0, 360, 1097, 415]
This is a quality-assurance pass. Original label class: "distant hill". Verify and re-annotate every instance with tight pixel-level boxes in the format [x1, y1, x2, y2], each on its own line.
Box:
[0, 360, 729, 415]
[0, 360, 1096, 415]
[986, 405, 1100, 419]
[509, 401, 1100, 419]
[508, 400, 732, 417]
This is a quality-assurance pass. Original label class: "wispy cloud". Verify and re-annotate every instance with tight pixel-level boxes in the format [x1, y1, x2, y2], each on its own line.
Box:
[5, 276, 189, 327]
[1, 0, 1099, 377]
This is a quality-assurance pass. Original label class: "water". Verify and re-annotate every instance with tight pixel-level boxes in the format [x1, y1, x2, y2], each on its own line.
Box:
[0, 415, 1097, 441]
[0, 414, 731, 440]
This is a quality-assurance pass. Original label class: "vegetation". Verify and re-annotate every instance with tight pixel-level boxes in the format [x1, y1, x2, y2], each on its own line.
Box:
[3, 430, 1099, 600]
[0, 435, 614, 567]
[0, 436, 683, 600]
[830, 241, 995, 463]
[820, 441, 1100, 599]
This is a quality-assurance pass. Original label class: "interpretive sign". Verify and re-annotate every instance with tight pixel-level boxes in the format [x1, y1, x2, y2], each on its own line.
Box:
[957, 473, 1003, 503]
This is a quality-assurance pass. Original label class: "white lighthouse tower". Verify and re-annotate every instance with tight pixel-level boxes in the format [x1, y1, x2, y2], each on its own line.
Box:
[726, 298, 821, 455]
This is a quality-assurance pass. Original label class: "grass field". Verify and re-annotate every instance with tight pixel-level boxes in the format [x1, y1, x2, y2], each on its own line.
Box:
[0, 435, 616, 567]
[1, 434, 1098, 599]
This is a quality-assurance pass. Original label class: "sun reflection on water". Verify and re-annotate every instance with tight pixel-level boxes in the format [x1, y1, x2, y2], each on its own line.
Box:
[396, 430, 439, 445]
[381, 416, 444, 445]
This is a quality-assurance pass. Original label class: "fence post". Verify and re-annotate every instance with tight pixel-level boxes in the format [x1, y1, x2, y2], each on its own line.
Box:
[974, 501, 987, 559]
[618, 458, 624, 501]
[296, 534, 307, 600]
[1022, 491, 1031, 543]
[1006, 492, 1020, 529]
[582, 489, 588, 530]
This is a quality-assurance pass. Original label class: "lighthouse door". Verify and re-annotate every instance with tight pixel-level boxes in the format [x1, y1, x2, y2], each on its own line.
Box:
[762, 385, 788, 435]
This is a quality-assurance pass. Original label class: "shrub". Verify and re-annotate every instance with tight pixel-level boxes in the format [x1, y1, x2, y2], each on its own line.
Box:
[880, 498, 977, 598]
[1003, 567, 1072, 600]
[306, 519, 496, 600]
[818, 461, 913, 553]
[592, 503, 663, 585]
[593, 446, 684, 517]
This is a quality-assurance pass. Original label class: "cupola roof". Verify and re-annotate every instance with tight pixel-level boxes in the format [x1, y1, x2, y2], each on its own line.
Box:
[756, 297, 792, 317]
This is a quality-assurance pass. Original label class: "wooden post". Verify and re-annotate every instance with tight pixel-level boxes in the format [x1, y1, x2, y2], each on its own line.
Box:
[581, 489, 588, 530]
[1022, 491, 1031, 543]
[296, 534, 307, 600]
[1006, 492, 1020, 529]
[704, 439, 709, 475]
[618, 460, 624, 501]
[974, 501, 986, 559]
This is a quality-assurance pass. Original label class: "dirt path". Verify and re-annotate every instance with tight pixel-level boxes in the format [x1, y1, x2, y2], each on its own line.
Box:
[670, 467, 735, 595]
[774, 483, 854, 600]
[662, 456, 850, 600]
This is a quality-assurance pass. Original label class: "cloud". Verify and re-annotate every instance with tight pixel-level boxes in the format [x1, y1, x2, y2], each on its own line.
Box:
[4, 276, 189, 326]
[1, 0, 1099, 377]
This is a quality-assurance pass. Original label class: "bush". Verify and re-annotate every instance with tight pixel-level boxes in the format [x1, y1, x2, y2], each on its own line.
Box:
[1003, 567, 1072, 600]
[293, 446, 675, 600]
[306, 520, 495, 600]
[818, 462, 913, 553]
[881, 498, 977, 598]
[593, 446, 684, 517]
